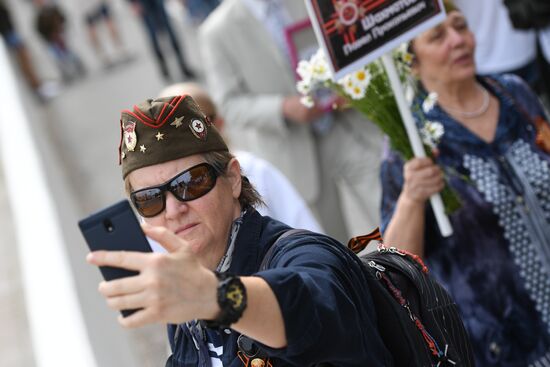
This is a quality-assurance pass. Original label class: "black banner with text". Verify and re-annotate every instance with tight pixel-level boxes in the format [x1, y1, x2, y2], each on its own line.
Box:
[306, 0, 445, 78]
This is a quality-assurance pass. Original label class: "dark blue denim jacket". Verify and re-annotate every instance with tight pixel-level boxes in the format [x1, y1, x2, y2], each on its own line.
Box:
[381, 74, 550, 366]
[166, 209, 391, 367]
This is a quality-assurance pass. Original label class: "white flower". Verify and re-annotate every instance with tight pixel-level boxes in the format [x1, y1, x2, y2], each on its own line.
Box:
[296, 49, 333, 88]
[310, 49, 332, 82]
[337, 74, 353, 89]
[422, 92, 438, 113]
[300, 95, 315, 108]
[337, 74, 348, 87]
[397, 42, 408, 54]
[350, 87, 366, 100]
[337, 74, 366, 100]
[352, 68, 371, 88]
[337, 75, 353, 96]
[297, 60, 313, 83]
[347, 83, 367, 100]
[296, 80, 311, 95]
[310, 48, 325, 63]
[395, 42, 413, 65]
[420, 121, 444, 149]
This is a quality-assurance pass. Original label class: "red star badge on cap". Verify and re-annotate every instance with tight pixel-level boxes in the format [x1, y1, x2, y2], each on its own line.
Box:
[189, 119, 207, 140]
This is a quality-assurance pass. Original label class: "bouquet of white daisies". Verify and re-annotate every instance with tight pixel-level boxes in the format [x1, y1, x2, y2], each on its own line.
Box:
[296, 46, 461, 214]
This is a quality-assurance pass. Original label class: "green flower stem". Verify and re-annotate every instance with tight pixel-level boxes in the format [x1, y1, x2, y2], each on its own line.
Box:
[440, 184, 462, 215]
[327, 62, 461, 214]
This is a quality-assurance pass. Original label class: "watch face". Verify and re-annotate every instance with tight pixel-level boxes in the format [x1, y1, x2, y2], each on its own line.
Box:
[226, 283, 245, 311]
[215, 274, 247, 327]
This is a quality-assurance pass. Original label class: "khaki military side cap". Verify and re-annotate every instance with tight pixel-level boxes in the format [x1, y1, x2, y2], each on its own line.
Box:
[118, 94, 228, 178]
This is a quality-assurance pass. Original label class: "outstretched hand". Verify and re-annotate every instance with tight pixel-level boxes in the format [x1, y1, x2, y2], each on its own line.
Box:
[86, 224, 219, 328]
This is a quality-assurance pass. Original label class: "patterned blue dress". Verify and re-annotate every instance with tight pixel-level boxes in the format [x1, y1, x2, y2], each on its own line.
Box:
[380, 74, 550, 366]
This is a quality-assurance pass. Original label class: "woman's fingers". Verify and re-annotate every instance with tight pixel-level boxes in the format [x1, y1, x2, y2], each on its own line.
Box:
[408, 165, 442, 181]
[405, 157, 434, 170]
[142, 224, 183, 253]
[405, 163, 443, 185]
[98, 274, 145, 297]
[419, 180, 445, 197]
[118, 307, 157, 329]
[106, 291, 147, 312]
[87, 250, 150, 271]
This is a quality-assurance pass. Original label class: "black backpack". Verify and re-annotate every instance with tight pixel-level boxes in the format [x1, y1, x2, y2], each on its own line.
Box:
[238, 229, 475, 367]
[349, 229, 475, 366]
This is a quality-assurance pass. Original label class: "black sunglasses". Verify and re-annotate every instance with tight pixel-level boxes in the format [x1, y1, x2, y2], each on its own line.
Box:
[130, 162, 219, 218]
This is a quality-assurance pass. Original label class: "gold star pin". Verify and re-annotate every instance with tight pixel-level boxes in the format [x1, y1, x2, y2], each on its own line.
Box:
[155, 132, 164, 141]
[171, 116, 184, 128]
[140, 145, 146, 153]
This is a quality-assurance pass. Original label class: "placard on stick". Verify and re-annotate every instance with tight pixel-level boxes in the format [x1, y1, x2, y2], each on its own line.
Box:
[305, 0, 446, 80]
[305, 0, 454, 236]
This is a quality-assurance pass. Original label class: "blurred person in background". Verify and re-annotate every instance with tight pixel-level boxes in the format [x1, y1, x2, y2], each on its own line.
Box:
[0, 0, 59, 100]
[199, 0, 383, 244]
[82, 0, 130, 68]
[128, 0, 195, 80]
[87, 94, 391, 366]
[181, 0, 220, 25]
[381, 2, 550, 365]
[34, 0, 86, 83]
[158, 82, 324, 234]
[501, 0, 550, 110]
[454, 0, 541, 92]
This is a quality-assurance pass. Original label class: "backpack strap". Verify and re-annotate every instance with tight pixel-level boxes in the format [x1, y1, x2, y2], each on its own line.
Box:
[237, 229, 311, 366]
[484, 76, 535, 122]
[484, 76, 550, 153]
[259, 229, 310, 271]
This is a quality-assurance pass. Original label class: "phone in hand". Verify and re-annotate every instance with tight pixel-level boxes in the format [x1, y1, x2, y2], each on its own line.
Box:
[78, 199, 152, 317]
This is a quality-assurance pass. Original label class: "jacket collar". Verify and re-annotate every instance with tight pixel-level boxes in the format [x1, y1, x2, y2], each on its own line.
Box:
[227, 209, 264, 275]
[227, 208, 290, 275]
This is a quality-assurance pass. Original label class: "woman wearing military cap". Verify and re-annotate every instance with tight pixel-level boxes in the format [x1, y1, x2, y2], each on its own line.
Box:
[87, 95, 391, 366]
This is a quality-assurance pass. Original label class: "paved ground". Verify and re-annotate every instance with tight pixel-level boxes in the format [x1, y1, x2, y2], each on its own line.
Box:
[0, 0, 204, 365]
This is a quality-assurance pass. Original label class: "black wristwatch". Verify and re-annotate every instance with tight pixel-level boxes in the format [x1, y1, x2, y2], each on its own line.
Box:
[204, 272, 247, 329]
